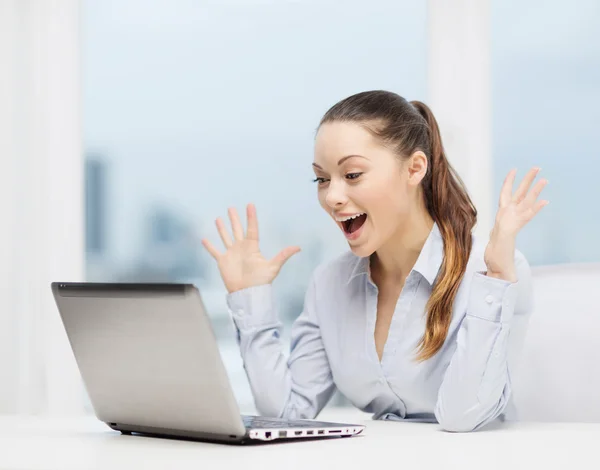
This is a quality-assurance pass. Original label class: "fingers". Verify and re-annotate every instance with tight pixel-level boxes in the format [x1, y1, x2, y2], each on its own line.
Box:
[271, 246, 301, 267]
[532, 199, 550, 216]
[228, 207, 245, 241]
[201, 238, 221, 260]
[246, 203, 259, 241]
[524, 177, 548, 207]
[216, 217, 233, 248]
[499, 169, 516, 207]
[213, 205, 256, 250]
[513, 167, 540, 203]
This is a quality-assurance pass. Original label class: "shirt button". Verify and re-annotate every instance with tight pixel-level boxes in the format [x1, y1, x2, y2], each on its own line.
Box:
[485, 295, 494, 304]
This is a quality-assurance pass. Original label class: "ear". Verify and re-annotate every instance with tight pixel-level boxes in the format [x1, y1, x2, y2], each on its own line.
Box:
[406, 150, 428, 186]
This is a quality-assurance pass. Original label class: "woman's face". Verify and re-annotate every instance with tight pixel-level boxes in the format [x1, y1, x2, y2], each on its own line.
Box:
[313, 121, 424, 257]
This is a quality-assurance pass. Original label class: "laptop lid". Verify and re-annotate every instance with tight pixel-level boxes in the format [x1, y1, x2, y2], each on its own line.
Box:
[51, 282, 247, 437]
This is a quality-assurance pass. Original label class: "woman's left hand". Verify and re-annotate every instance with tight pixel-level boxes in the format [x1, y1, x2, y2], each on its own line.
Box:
[484, 167, 549, 282]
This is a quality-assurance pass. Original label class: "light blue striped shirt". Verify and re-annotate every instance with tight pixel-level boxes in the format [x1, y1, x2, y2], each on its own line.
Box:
[226, 222, 533, 432]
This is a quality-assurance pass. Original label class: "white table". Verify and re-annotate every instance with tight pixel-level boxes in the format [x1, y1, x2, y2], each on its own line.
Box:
[0, 408, 598, 470]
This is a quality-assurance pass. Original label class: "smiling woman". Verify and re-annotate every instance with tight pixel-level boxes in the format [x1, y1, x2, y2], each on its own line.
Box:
[312, 91, 478, 361]
[202, 89, 548, 432]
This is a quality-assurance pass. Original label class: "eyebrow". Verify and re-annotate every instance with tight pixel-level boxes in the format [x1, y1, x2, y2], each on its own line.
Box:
[312, 155, 369, 170]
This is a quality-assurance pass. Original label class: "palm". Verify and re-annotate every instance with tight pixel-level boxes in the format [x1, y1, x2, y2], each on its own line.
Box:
[202, 204, 301, 293]
[216, 240, 276, 291]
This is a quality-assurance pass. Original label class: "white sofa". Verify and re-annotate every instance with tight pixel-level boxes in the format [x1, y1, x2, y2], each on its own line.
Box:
[512, 263, 600, 422]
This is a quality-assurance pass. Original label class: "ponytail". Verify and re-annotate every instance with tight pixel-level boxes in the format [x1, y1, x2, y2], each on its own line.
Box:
[410, 100, 477, 361]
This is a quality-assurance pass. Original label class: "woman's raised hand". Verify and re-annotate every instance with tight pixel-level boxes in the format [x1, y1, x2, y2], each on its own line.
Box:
[201, 204, 301, 294]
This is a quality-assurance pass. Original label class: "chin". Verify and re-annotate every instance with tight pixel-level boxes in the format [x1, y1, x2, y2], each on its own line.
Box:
[348, 242, 375, 258]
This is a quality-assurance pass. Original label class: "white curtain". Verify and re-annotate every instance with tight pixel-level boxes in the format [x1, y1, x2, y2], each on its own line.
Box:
[428, 0, 493, 237]
[0, 0, 85, 415]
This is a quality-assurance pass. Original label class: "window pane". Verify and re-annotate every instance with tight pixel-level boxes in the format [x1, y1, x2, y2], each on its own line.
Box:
[84, 0, 427, 411]
[492, 0, 600, 265]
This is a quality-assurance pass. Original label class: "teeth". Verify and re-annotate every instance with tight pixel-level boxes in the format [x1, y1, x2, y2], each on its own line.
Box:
[335, 213, 366, 222]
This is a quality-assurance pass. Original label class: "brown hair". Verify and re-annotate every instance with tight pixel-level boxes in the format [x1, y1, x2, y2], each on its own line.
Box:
[319, 90, 477, 361]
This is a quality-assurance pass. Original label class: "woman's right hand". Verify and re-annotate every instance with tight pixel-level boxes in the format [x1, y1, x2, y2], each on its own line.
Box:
[201, 203, 301, 294]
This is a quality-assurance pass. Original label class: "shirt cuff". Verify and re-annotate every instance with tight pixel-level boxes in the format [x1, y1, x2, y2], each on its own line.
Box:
[226, 283, 279, 331]
[466, 271, 519, 323]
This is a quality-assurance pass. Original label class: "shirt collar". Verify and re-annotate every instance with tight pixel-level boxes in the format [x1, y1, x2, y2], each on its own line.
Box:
[347, 221, 444, 286]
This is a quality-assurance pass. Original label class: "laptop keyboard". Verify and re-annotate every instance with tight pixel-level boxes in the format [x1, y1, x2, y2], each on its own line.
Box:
[242, 415, 339, 429]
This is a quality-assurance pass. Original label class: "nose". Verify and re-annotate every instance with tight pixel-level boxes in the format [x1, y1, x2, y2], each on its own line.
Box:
[324, 180, 348, 209]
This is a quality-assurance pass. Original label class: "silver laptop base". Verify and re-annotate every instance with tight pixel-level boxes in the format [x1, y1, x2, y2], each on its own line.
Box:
[108, 421, 363, 444]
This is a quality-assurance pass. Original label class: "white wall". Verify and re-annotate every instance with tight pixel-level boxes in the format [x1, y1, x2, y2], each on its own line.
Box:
[513, 263, 600, 422]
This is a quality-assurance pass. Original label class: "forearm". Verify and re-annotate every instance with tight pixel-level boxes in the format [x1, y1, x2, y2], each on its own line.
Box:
[235, 312, 295, 417]
[435, 272, 519, 432]
[228, 282, 335, 419]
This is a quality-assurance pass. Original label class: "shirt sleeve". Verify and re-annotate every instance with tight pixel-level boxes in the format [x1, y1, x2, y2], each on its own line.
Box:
[225, 268, 337, 419]
[434, 250, 534, 432]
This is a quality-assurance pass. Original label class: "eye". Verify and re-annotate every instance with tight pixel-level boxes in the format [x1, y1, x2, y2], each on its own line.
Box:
[312, 173, 362, 185]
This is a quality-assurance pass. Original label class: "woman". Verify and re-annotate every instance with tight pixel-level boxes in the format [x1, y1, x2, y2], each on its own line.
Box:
[201, 90, 548, 432]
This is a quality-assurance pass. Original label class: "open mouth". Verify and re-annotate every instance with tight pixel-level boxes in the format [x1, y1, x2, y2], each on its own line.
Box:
[342, 213, 367, 234]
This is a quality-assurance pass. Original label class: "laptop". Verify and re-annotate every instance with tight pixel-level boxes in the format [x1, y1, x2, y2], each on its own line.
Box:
[51, 282, 365, 444]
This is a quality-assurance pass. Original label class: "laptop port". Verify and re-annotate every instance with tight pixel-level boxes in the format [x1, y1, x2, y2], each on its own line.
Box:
[265, 432, 272, 439]
[294, 431, 303, 436]
[278, 431, 287, 438]
[329, 429, 341, 433]
[306, 430, 314, 435]
[317, 430, 324, 435]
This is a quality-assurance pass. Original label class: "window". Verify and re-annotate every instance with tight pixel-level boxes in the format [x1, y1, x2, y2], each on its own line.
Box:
[83, 0, 427, 411]
[491, 0, 600, 265]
